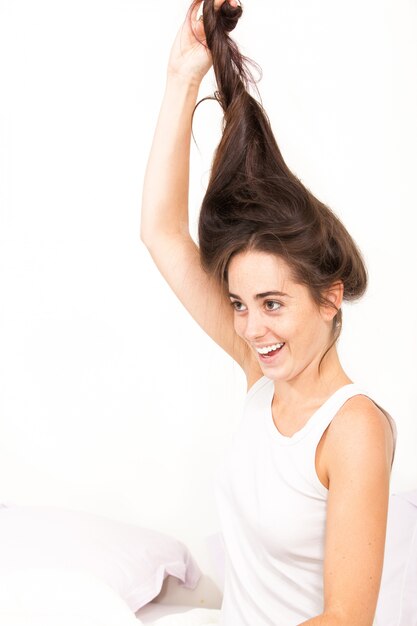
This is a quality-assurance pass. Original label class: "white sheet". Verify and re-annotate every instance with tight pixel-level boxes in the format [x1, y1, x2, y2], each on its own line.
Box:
[137, 607, 221, 626]
[135, 603, 197, 623]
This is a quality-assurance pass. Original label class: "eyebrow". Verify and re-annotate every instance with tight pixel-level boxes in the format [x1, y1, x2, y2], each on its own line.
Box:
[228, 290, 291, 300]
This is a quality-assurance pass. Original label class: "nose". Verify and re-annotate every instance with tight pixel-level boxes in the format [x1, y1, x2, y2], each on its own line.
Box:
[242, 308, 268, 343]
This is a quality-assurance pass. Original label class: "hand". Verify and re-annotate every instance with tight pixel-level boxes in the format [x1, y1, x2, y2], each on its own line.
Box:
[167, 0, 239, 85]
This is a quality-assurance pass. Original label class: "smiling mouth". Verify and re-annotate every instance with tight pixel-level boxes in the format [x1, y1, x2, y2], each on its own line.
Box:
[257, 343, 285, 359]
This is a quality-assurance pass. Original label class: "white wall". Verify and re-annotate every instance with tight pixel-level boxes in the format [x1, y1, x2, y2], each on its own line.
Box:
[0, 0, 416, 608]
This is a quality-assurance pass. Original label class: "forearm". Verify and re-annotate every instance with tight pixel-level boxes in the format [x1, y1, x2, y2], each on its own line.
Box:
[140, 72, 201, 245]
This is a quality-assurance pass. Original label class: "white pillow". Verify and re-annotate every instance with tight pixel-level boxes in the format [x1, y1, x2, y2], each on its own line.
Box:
[0, 568, 141, 626]
[0, 505, 201, 612]
[374, 490, 417, 626]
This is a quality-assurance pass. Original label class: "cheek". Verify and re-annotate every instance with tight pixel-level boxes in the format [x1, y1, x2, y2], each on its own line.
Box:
[301, 315, 328, 348]
[287, 308, 321, 344]
[233, 315, 245, 338]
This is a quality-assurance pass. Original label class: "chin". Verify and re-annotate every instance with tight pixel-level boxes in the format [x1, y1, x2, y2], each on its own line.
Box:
[259, 362, 289, 379]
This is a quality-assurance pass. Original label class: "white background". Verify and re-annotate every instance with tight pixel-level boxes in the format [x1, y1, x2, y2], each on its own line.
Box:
[0, 0, 416, 605]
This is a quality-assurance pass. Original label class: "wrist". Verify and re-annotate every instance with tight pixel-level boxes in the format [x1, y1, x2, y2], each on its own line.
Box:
[166, 69, 203, 91]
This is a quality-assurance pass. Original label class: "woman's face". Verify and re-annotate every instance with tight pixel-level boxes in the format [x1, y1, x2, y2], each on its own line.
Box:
[227, 250, 337, 382]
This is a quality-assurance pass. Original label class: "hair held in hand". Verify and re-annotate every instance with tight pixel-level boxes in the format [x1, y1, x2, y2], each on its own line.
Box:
[191, 0, 367, 354]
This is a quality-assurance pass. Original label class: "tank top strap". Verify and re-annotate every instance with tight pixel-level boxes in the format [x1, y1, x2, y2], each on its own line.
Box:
[310, 382, 367, 442]
[289, 383, 369, 497]
[310, 383, 397, 458]
[302, 383, 397, 487]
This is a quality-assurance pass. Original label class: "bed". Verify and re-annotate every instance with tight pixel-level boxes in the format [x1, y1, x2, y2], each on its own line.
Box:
[0, 491, 416, 626]
[0, 503, 221, 626]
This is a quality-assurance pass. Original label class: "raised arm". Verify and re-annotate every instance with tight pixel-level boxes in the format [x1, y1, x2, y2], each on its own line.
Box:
[140, 0, 262, 387]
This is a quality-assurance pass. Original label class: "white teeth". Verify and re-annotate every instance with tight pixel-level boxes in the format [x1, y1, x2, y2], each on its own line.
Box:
[256, 342, 284, 355]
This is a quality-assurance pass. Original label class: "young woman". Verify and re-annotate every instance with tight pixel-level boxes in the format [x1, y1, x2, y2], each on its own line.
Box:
[140, 1, 397, 624]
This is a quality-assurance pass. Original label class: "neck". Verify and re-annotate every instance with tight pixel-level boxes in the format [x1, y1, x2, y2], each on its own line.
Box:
[271, 346, 352, 411]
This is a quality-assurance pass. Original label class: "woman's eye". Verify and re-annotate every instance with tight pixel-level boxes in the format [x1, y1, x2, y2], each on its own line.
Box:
[231, 301, 246, 312]
[265, 300, 281, 311]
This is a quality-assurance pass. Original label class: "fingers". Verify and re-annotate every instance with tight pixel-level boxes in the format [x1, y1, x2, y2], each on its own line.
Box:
[214, 0, 239, 9]
[195, 1, 204, 22]
[192, 0, 241, 39]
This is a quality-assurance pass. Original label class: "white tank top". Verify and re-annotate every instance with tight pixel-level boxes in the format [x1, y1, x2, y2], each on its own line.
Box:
[214, 375, 397, 626]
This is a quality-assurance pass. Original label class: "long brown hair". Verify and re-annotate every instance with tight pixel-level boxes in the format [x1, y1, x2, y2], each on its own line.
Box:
[191, 0, 367, 366]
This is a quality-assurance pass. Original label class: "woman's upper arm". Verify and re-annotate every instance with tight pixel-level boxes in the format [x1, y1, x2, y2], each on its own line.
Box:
[320, 396, 394, 625]
[142, 232, 262, 383]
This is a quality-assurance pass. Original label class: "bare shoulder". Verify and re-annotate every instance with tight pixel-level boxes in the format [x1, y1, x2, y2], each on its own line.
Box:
[325, 394, 395, 470]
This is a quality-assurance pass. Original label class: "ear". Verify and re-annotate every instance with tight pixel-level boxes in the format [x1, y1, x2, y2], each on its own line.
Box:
[320, 281, 344, 322]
